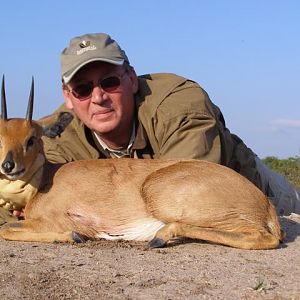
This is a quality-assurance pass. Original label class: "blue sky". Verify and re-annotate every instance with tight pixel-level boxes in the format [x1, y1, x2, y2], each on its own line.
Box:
[0, 1, 299, 158]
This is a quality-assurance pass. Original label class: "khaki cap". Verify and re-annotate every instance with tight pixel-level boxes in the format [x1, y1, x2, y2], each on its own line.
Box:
[61, 33, 129, 83]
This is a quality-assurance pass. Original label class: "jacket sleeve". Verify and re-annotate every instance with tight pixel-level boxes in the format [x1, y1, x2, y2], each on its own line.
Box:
[156, 112, 221, 162]
[42, 137, 75, 163]
[152, 82, 222, 163]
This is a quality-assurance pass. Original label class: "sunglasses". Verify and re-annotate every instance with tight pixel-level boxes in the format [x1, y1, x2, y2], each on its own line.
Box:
[68, 72, 127, 101]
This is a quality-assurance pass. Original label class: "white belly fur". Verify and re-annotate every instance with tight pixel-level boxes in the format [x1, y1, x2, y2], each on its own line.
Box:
[95, 218, 165, 241]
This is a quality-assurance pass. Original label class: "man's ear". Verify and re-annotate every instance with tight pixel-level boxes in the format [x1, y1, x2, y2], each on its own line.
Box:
[128, 68, 139, 93]
[62, 86, 74, 110]
[42, 112, 74, 138]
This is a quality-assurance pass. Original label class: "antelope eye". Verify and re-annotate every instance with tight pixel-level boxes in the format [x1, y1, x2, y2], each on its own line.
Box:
[26, 136, 36, 150]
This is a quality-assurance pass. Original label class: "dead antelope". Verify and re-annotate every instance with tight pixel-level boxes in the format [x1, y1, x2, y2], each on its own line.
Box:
[0, 76, 284, 249]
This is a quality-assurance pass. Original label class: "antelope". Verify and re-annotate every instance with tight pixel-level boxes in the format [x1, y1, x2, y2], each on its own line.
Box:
[0, 76, 284, 249]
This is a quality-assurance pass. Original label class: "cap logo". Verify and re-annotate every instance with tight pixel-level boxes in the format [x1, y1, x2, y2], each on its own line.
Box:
[79, 40, 91, 48]
[76, 40, 97, 55]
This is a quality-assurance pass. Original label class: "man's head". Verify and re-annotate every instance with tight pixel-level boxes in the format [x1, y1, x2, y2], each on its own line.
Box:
[61, 33, 130, 84]
[61, 33, 138, 148]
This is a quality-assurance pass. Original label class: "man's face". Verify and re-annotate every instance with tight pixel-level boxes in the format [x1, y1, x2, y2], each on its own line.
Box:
[63, 62, 138, 140]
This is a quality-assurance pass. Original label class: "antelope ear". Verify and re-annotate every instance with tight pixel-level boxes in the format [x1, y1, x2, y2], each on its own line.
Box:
[42, 112, 74, 138]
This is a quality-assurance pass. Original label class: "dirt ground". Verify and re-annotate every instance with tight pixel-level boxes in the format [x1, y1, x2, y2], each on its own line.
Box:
[0, 213, 299, 300]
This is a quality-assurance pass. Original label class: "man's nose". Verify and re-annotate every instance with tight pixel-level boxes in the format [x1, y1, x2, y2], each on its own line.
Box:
[91, 86, 107, 104]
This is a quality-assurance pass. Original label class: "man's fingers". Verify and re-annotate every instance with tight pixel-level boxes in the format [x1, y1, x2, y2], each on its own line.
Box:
[12, 210, 24, 218]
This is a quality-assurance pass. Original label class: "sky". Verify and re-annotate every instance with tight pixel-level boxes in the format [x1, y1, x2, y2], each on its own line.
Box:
[0, 0, 299, 159]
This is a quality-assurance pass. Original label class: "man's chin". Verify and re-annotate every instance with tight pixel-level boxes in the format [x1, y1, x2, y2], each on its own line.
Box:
[92, 123, 120, 136]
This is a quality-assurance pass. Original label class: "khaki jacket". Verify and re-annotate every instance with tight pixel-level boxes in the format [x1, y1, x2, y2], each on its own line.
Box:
[41, 73, 262, 189]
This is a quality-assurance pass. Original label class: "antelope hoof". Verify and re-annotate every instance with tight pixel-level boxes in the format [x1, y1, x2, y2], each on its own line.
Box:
[72, 232, 88, 243]
[148, 237, 167, 248]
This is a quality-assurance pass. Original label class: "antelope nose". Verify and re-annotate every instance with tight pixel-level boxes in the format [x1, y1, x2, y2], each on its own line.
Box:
[2, 160, 15, 173]
[2, 152, 15, 173]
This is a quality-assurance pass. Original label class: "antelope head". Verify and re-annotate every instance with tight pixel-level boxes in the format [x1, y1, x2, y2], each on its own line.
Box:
[0, 75, 73, 180]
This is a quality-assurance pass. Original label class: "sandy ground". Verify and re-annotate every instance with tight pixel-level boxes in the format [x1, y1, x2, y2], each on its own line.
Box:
[0, 213, 299, 300]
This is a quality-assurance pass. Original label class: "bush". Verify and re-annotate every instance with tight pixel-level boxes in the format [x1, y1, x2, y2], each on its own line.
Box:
[262, 156, 300, 188]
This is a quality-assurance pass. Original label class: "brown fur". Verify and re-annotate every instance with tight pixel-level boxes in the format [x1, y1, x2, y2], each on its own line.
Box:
[0, 117, 284, 249]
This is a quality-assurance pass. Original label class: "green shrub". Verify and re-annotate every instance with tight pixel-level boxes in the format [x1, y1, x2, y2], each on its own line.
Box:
[262, 156, 300, 188]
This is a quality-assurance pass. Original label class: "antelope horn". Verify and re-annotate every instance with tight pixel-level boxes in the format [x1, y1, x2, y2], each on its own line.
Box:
[26, 77, 34, 121]
[1, 75, 7, 120]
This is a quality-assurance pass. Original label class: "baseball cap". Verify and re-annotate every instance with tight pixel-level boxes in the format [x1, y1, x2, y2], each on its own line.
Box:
[61, 33, 130, 84]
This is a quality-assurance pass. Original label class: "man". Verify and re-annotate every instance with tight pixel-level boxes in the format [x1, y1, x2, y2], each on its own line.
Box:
[42, 32, 299, 216]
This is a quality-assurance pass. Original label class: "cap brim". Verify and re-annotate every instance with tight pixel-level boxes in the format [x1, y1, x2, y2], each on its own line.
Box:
[62, 57, 124, 84]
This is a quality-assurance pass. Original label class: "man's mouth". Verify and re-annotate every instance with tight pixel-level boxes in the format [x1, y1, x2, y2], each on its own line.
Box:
[94, 108, 113, 115]
[92, 109, 114, 120]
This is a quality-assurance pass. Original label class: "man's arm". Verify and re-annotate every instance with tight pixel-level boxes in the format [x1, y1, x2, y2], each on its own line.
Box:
[149, 82, 223, 162]
[156, 111, 221, 162]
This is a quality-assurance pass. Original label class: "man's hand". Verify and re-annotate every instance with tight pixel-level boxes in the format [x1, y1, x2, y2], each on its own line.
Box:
[0, 207, 18, 226]
[12, 209, 25, 219]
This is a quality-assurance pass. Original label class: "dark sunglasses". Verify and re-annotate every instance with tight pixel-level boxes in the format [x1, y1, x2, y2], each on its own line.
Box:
[69, 72, 127, 101]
